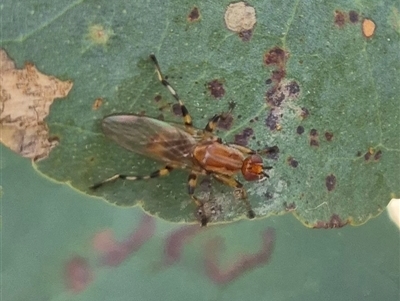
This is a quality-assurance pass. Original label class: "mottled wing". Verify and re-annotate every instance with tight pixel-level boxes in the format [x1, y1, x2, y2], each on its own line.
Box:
[102, 115, 196, 167]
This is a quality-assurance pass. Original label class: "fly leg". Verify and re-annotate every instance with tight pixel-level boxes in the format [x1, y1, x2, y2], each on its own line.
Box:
[188, 171, 213, 226]
[150, 54, 195, 134]
[228, 143, 257, 155]
[90, 165, 173, 189]
[203, 101, 236, 135]
[230, 143, 279, 157]
[212, 174, 255, 219]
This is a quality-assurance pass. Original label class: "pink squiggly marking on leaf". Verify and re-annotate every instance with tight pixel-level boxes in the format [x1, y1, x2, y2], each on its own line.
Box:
[64, 256, 93, 293]
[163, 224, 201, 265]
[204, 228, 275, 284]
[93, 214, 156, 266]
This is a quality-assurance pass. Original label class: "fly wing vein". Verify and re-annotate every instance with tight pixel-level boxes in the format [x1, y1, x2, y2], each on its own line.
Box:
[102, 115, 197, 166]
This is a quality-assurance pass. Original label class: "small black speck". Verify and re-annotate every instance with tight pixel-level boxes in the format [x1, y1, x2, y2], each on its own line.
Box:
[288, 157, 299, 168]
[349, 10, 359, 23]
[297, 126, 304, 135]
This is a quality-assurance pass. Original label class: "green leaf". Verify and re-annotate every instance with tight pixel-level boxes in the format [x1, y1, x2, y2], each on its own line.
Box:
[3, 146, 400, 300]
[3, 0, 399, 226]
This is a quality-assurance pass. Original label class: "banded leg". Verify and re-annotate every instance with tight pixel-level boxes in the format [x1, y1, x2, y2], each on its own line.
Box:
[258, 145, 280, 156]
[229, 144, 278, 157]
[150, 54, 194, 133]
[187, 172, 210, 226]
[90, 166, 173, 190]
[212, 174, 255, 219]
[204, 101, 236, 134]
[228, 143, 257, 155]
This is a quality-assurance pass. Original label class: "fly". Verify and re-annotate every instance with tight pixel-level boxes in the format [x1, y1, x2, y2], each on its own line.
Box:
[90, 54, 275, 226]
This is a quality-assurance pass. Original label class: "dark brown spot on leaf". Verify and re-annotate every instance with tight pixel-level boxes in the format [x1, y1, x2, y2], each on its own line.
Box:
[234, 127, 254, 146]
[326, 174, 336, 191]
[267, 88, 285, 107]
[300, 107, 309, 119]
[187, 6, 200, 22]
[263, 48, 294, 132]
[309, 129, 319, 146]
[243, 127, 253, 137]
[154, 94, 162, 102]
[310, 129, 318, 137]
[313, 214, 348, 229]
[374, 150, 382, 161]
[172, 103, 182, 116]
[364, 148, 374, 161]
[265, 110, 279, 130]
[265, 78, 272, 85]
[264, 47, 288, 67]
[325, 131, 333, 141]
[356, 151, 362, 157]
[287, 156, 298, 168]
[207, 80, 225, 99]
[217, 114, 233, 130]
[271, 69, 286, 82]
[349, 10, 359, 23]
[157, 114, 164, 121]
[296, 126, 304, 135]
[285, 81, 300, 97]
[283, 202, 296, 211]
[334, 10, 347, 27]
[329, 214, 347, 228]
[238, 29, 253, 41]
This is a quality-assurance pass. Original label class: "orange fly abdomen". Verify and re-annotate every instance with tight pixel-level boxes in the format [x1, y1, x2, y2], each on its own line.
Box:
[194, 142, 245, 176]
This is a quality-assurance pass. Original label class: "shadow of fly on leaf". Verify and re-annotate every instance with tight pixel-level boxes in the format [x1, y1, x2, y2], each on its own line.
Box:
[90, 54, 276, 226]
